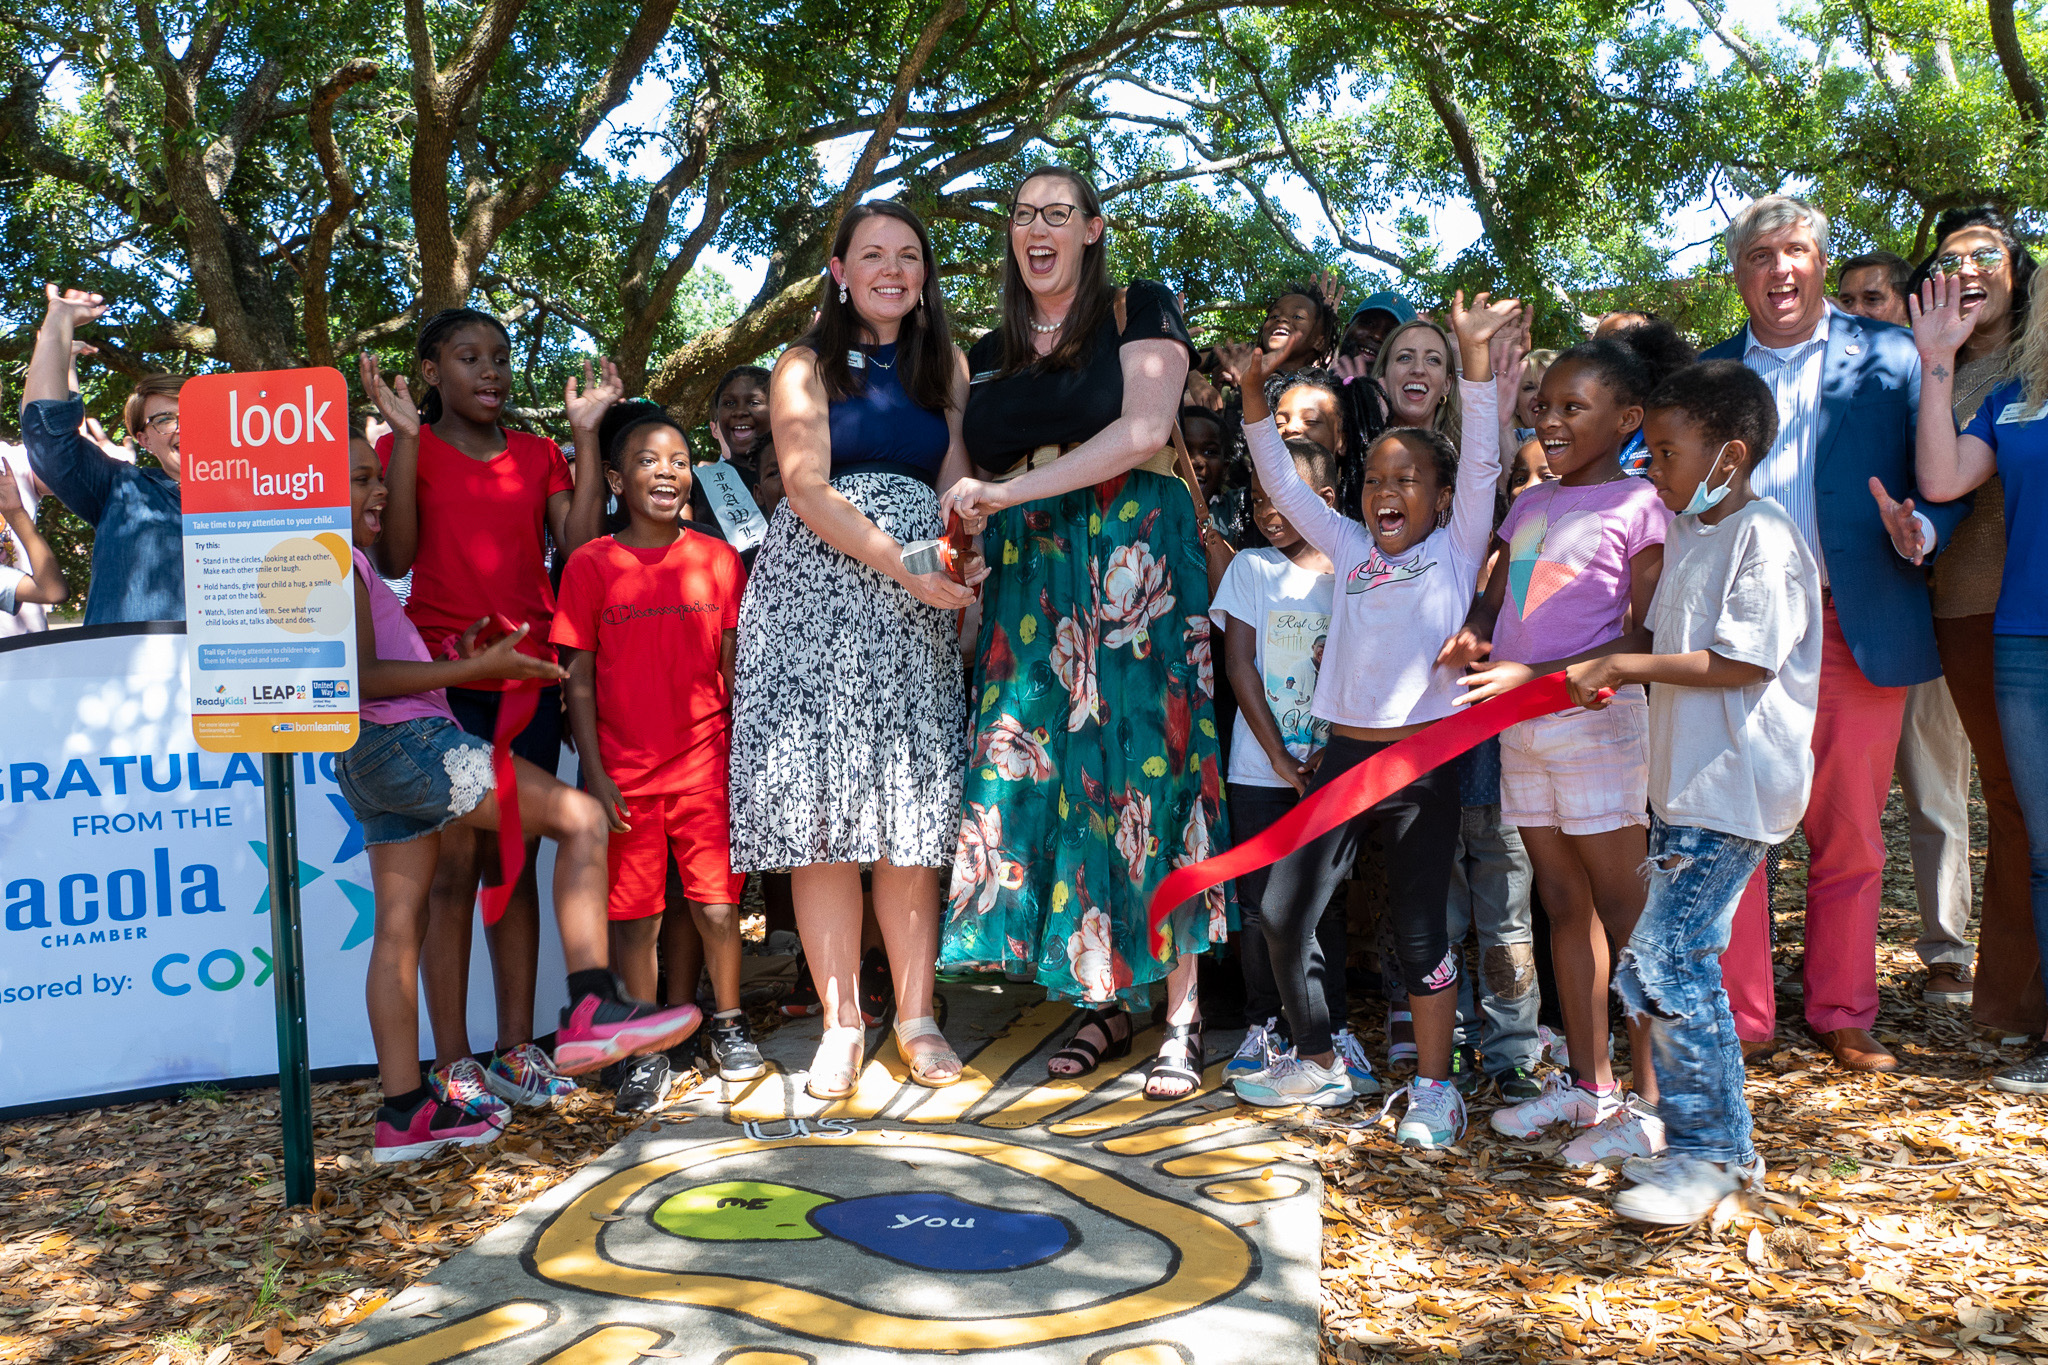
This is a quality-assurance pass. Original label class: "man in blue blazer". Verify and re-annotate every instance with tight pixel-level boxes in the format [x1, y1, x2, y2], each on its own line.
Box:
[1704, 196, 1971, 1074]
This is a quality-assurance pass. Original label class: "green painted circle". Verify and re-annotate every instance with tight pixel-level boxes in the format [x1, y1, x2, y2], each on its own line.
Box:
[652, 1181, 833, 1242]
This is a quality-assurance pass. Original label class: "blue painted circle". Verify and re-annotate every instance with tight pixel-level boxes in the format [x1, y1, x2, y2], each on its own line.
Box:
[808, 1191, 1073, 1272]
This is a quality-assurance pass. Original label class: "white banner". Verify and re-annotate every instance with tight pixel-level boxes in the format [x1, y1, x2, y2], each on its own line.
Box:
[0, 625, 565, 1113]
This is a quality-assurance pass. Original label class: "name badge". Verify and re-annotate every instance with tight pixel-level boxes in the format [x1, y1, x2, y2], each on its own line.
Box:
[848, 350, 865, 370]
[969, 369, 999, 385]
[1997, 400, 2048, 425]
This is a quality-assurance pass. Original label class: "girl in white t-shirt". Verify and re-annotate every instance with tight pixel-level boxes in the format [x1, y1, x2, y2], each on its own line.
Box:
[0, 456, 65, 627]
[1228, 293, 1526, 1148]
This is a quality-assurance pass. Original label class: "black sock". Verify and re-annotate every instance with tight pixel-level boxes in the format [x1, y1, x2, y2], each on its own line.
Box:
[568, 969, 615, 1002]
[381, 1084, 429, 1116]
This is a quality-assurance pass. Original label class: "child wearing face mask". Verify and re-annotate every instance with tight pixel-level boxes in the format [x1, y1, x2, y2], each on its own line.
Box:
[1227, 293, 1524, 1148]
[1563, 360, 1819, 1224]
[553, 403, 758, 1112]
[1444, 320, 1695, 1169]
[360, 312, 613, 1121]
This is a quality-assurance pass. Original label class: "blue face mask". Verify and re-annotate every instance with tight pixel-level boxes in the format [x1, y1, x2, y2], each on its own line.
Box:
[1682, 443, 1737, 516]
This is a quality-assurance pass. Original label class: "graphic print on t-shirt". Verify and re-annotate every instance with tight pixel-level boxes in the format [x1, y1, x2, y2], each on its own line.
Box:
[1262, 607, 1332, 757]
[1506, 506, 1604, 621]
[1345, 543, 1435, 594]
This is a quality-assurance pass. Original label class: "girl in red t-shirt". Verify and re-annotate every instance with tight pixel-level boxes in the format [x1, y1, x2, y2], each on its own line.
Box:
[361, 308, 617, 1117]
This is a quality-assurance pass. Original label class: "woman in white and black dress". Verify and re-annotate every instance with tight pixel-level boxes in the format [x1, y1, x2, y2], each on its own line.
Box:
[728, 201, 984, 1099]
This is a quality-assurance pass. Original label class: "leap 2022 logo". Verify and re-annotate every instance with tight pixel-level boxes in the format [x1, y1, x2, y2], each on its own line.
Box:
[1, 750, 375, 1001]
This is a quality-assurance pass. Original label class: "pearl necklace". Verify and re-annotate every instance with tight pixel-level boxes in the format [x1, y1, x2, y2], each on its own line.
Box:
[1029, 317, 1063, 334]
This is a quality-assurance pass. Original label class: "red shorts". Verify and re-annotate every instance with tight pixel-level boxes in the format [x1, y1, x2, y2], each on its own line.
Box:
[606, 788, 744, 919]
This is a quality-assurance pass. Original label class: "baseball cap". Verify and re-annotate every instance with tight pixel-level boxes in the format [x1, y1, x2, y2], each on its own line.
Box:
[1349, 291, 1418, 326]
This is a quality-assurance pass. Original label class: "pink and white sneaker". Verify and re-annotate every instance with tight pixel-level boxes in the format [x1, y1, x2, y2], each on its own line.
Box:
[556, 986, 703, 1077]
[375, 1098, 506, 1163]
[1489, 1073, 1621, 1141]
[1560, 1097, 1666, 1168]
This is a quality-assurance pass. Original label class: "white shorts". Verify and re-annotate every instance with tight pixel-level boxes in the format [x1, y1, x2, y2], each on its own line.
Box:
[1499, 688, 1650, 836]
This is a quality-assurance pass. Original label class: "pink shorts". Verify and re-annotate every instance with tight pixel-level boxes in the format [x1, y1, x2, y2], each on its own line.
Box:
[1498, 688, 1650, 836]
[606, 788, 745, 919]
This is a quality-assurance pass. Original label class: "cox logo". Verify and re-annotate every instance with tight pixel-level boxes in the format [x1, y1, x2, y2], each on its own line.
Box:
[153, 945, 277, 996]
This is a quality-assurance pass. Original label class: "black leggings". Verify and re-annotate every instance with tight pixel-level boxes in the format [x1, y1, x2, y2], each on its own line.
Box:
[1258, 735, 1461, 1056]
[1230, 782, 1347, 1040]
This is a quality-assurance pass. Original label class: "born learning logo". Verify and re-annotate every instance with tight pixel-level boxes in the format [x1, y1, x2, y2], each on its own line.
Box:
[600, 602, 719, 626]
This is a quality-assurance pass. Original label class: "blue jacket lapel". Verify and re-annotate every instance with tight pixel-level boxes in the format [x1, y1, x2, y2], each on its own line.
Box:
[1815, 314, 1856, 478]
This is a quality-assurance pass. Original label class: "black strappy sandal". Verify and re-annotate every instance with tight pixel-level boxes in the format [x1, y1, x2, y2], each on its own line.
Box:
[1047, 1005, 1132, 1078]
[1144, 1017, 1206, 1101]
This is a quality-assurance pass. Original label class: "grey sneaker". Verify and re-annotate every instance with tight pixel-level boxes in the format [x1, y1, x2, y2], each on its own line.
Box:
[1991, 1039, 2048, 1095]
[1330, 1028, 1382, 1096]
[613, 1052, 675, 1114]
[1388, 1078, 1467, 1150]
[1232, 1052, 1355, 1108]
[1623, 1149, 1766, 1192]
[706, 1013, 767, 1082]
[1611, 1153, 1745, 1225]
[1227, 1018, 1280, 1079]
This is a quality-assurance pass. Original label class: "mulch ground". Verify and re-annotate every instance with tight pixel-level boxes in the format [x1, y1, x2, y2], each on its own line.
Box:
[3, 782, 2043, 1365]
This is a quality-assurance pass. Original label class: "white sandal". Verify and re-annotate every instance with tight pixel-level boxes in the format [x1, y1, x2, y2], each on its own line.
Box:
[806, 1026, 865, 1101]
[895, 1016, 964, 1088]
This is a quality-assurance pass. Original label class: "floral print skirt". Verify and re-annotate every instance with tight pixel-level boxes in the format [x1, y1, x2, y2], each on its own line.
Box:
[938, 467, 1233, 1007]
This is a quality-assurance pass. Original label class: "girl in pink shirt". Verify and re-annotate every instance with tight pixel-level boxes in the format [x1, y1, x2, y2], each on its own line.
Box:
[1449, 322, 1694, 1163]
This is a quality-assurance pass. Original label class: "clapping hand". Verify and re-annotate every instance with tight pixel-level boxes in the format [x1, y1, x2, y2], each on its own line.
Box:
[564, 357, 624, 435]
[359, 351, 421, 439]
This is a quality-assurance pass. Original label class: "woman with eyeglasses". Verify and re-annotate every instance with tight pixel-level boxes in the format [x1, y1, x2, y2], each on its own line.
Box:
[1906, 208, 2043, 1050]
[936, 166, 1230, 1101]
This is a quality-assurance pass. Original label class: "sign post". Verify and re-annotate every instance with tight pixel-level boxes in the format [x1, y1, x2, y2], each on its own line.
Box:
[180, 367, 357, 1206]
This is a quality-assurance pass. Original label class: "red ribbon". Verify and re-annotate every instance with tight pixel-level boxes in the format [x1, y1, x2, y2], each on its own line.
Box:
[479, 681, 541, 927]
[1147, 671, 1581, 954]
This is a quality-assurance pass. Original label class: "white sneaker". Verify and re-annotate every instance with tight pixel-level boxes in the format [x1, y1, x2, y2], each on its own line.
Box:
[1330, 1028, 1382, 1096]
[1489, 1073, 1618, 1141]
[1386, 1077, 1467, 1149]
[1227, 1018, 1280, 1079]
[1233, 1053, 1354, 1108]
[1560, 1097, 1666, 1168]
[1611, 1153, 1745, 1226]
[1624, 1149, 1764, 1192]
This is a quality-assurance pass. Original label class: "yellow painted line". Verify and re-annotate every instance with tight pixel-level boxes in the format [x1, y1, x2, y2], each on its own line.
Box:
[724, 1066, 796, 1122]
[1089, 1346, 1192, 1365]
[1158, 1140, 1297, 1179]
[535, 1326, 663, 1364]
[1098, 1110, 1259, 1157]
[1199, 1174, 1305, 1204]
[899, 1000, 1071, 1124]
[817, 1049, 910, 1121]
[532, 1132, 1253, 1353]
[975, 1025, 1164, 1129]
[717, 1353, 818, 1365]
[335, 1300, 550, 1364]
[1046, 1060, 1230, 1136]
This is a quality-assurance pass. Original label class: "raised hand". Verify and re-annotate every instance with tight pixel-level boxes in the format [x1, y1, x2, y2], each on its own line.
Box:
[1908, 275, 1976, 370]
[359, 351, 421, 438]
[1869, 476, 1929, 565]
[1183, 370, 1226, 412]
[0, 458, 22, 515]
[80, 416, 137, 464]
[1448, 289, 1523, 352]
[1212, 340, 1264, 387]
[1236, 343, 1283, 422]
[1491, 313, 1531, 411]
[564, 357, 624, 435]
[1329, 354, 1373, 383]
[1309, 267, 1345, 313]
[42, 284, 109, 334]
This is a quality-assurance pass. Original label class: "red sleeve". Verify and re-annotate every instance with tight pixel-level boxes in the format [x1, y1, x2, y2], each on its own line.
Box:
[550, 545, 604, 652]
[374, 430, 394, 472]
[545, 439, 573, 498]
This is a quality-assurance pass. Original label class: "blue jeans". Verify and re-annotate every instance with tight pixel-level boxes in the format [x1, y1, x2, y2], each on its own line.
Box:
[1994, 635, 2048, 1014]
[1448, 804, 1540, 1073]
[1616, 819, 1768, 1167]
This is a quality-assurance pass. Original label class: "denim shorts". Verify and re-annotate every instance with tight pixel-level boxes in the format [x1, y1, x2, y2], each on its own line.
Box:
[336, 717, 496, 846]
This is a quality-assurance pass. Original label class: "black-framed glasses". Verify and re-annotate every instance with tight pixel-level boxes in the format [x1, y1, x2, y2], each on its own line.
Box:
[1937, 246, 2005, 276]
[144, 412, 180, 432]
[1010, 203, 1078, 228]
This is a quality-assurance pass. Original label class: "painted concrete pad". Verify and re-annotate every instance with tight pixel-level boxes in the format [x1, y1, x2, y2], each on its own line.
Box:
[318, 982, 1320, 1365]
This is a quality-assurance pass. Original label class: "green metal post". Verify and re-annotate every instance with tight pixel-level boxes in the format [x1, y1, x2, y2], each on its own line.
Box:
[264, 752, 316, 1206]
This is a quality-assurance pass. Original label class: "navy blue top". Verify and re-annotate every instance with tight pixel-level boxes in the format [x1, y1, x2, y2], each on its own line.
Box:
[23, 396, 185, 625]
[827, 343, 950, 481]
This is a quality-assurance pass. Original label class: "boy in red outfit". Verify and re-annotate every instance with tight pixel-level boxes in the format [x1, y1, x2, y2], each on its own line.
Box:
[553, 403, 760, 1110]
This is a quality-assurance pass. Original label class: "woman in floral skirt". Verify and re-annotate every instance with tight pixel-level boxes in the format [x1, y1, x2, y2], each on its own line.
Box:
[938, 166, 1228, 1100]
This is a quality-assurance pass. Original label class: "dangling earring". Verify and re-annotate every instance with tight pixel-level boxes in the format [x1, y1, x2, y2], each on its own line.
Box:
[838, 283, 848, 304]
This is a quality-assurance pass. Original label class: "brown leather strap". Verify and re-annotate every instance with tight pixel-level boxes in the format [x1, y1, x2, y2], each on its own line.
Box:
[1114, 287, 1212, 535]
